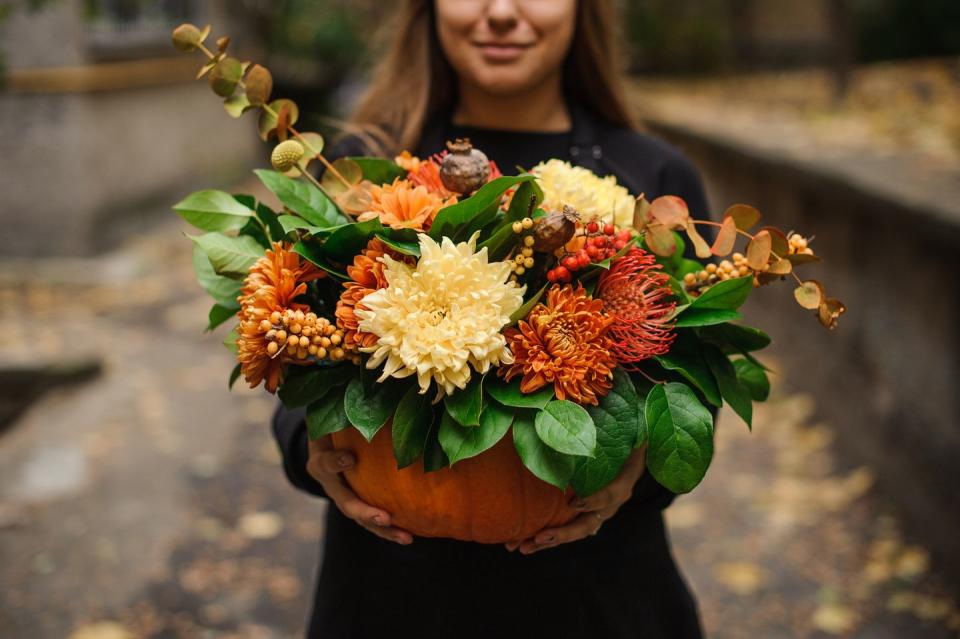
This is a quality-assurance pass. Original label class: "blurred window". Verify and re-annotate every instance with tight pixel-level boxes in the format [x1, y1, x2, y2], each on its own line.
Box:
[83, 0, 203, 60]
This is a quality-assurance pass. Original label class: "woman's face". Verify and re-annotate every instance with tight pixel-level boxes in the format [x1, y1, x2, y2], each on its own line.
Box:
[435, 0, 577, 95]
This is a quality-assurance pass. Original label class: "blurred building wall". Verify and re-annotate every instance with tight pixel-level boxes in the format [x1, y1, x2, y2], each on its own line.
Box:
[0, 1, 260, 257]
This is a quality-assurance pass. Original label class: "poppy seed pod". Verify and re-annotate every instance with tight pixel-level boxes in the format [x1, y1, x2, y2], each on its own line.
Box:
[439, 139, 490, 195]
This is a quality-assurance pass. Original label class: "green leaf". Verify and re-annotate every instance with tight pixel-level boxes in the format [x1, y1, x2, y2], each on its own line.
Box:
[508, 284, 547, 325]
[702, 323, 771, 353]
[321, 218, 384, 262]
[350, 156, 408, 184]
[733, 358, 770, 401]
[392, 386, 434, 469]
[512, 410, 577, 490]
[674, 308, 742, 328]
[174, 190, 254, 232]
[439, 401, 513, 465]
[645, 382, 714, 493]
[535, 400, 597, 457]
[222, 327, 238, 354]
[228, 363, 242, 390]
[277, 214, 327, 236]
[430, 175, 536, 241]
[444, 374, 485, 427]
[206, 303, 236, 331]
[703, 344, 753, 428]
[631, 375, 655, 448]
[374, 233, 420, 256]
[485, 377, 554, 409]
[191, 245, 242, 307]
[422, 410, 450, 472]
[571, 370, 642, 496]
[686, 276, 753, 311]
[655, 330, 722, 407]
[344, 375, 409, 442]
[255, 202, 286, 245]
[292, 241, 349, 280]
[278, 365, 352, 409]
[306, 388, 351, 440]
[254, 169, 347, 228]
[189, 232, 264, 278]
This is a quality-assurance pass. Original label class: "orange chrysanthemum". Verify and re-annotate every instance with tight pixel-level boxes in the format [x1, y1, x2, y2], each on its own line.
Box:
[499, 284, 616, 406]
[236, 243, 324, 392]
[357, 178, 456, 231]
[335, 238, 412, 350]
[596, 248, 676, 368]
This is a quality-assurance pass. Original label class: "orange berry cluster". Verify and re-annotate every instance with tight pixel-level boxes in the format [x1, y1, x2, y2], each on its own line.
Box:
[509, 217, 536, 281]
[261, 309, 360, 364]
[684, 253, 754, 295]
[788, 233, 814, 256]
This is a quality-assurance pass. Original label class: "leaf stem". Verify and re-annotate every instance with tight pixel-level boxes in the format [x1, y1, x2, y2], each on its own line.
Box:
[636, 368, 666, 386]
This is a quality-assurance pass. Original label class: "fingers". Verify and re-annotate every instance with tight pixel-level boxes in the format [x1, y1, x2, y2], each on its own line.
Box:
[516, 510, 610, 555]
[357, 520, 414, 545]
[310, 448, 356, 476]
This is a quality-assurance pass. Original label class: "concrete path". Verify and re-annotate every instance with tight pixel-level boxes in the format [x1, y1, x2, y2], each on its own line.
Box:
[1, 220, 958, 638]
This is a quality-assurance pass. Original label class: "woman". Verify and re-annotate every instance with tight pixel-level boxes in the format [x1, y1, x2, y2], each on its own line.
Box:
[273, 1, 710, 637]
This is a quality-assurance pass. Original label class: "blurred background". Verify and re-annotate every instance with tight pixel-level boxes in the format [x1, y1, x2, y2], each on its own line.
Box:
[1, 1, 958, 637]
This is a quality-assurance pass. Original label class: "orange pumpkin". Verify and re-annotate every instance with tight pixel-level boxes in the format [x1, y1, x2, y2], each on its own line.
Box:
[330, 421, 578, 544]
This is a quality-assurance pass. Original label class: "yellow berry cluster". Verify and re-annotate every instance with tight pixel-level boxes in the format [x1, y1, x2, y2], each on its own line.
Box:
[261, 309, 359, 364]
[509, 217, 536, 281]
[788, 233, 814, 256]
[683, 253, 754, 295]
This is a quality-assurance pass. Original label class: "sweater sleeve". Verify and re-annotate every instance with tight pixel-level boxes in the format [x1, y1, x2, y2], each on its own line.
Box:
[271, 402, 329, 499]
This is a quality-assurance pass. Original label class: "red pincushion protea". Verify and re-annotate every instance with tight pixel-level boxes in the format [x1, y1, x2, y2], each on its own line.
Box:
[596, 248, 677, 369]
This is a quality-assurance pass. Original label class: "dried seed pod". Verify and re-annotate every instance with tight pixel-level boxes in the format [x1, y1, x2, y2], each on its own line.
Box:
[532, 205, 580, 253]
[439, 139, 490, 194]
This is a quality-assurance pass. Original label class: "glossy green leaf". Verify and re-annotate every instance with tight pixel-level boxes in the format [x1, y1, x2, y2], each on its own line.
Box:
[687, 276, 753, 311]
[392, 386, 434, 469]
[374, 233, 420, 257]
[254, 169, 346, 228]
[444, 375, 485, 427]
[439, 401, 513, 465]
[278, 365, 352, 409]
[422, 411, 450, 473]
[350, 156, 408, 184]
[655, 331, 722, 407]
[174, 190, 254, 232]
[733, 358, 770, 402]
[277, 214, 327, 236]
[189, 232, 263, 278]
[191, 245, 242, 307]
[674, 308, 742, 328]
[430, 175, 536, 241]
[320, 218, 384, 262]
[344, 375, 409, 442]
[571, 370, 642, 496]
[228, 363, 242, 390]
[645, 382, 714, 493]
[306, 387, 350, 440]
[535, 400, 596, 457]
[206, 303, 236, 331]
[513, 410, 577, 490]
[292, 241, 349, 280]
[485, 377, 554, 409]
[702, 323, 771, 353]
[703, 344, 753, 428]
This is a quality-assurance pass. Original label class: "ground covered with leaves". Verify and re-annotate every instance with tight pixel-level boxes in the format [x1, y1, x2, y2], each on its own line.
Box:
[1, 212, 958, 638]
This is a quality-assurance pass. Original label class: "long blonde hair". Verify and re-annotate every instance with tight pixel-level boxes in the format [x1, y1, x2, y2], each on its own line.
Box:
[350, 0, 634, 155]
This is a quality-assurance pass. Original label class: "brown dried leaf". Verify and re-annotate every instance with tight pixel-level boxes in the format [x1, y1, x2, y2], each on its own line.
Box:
[685, 220, 712, 258]
[818, 297, 846, 329]
[794, 280, 824, 309]
[786, 252, 821, 266]
[646, 225, 677, 257]
[632, 196, 650, 231]
[208, 56, 243, 97]
[332, 157, 363, 185]
[335, 182, 375, 216]
[723, 204, 761, 231]
[767, 257, 792, 275]
[216, 35, 230, 53]
[648, 195, 690, 230]
[711, 216, 737, 256]
[244, 64, 273, 106]
[257, 98, 299, 141]
[760, 226, 790, 258]
[172, 23, 203, 53]
[746, 230, 772, 270]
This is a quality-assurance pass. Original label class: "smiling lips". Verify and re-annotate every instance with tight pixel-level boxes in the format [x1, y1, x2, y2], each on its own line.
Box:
[473, 41, 533, 63]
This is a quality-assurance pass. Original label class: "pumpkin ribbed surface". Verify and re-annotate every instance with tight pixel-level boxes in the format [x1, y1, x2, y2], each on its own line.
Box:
[330, 422, 578, 544]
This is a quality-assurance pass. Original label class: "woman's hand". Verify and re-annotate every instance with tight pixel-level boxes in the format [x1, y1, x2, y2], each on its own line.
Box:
[307, 435, 413, 545]
[506, 445, 647, 555]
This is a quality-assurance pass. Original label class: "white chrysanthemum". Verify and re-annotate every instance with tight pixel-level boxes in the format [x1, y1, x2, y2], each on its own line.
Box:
[355, 232, 525, 397]
[532, 159, 635, 227]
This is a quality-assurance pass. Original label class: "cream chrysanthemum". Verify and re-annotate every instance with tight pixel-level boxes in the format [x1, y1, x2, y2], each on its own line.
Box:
[532, 159, 635, 227]
[355, 232, 524, 397]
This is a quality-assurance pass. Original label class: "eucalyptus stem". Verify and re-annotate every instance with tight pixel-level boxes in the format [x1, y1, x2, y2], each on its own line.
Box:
[689, 219, 803, 285]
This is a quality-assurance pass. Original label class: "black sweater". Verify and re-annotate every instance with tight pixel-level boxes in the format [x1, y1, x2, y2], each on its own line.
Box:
[272, 105, 708, 639]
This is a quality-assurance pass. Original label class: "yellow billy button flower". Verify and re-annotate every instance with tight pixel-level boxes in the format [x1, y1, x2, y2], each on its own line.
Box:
[355, 232, 525, 398]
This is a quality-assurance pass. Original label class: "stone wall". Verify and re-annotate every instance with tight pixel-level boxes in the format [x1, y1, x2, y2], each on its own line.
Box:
[646, 120, 960, 579]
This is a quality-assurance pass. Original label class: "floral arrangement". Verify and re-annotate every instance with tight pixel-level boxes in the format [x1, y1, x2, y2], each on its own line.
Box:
[171, 24, 845, 543]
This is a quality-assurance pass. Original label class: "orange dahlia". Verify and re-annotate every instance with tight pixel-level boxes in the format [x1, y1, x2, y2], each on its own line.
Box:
[236, 243, 325, 392]
[499, 284, 616, 405]
[357, 178, 456, 231]
[335, 237, 413, 350]
[596, 248, 676, 368]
